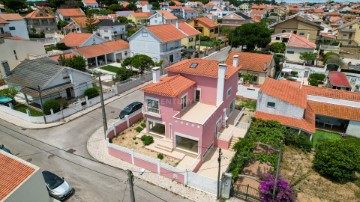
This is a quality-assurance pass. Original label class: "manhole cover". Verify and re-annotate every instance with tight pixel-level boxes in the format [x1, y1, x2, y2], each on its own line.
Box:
[66, 149, 76, 154]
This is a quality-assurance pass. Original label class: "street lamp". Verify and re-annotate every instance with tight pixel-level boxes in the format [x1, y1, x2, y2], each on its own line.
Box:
[258, 142, 283, 200]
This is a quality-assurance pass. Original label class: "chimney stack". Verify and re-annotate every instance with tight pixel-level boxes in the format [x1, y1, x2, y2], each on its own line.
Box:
[175, 21, 179, 29]
[152, 67, 160, 83]
[216, 63, 227, 106]
[233, 55, 239, 67]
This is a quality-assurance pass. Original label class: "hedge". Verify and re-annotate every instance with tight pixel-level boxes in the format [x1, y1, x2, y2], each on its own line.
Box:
[43, 99, 61, 115]
[84, 87, 99, 99]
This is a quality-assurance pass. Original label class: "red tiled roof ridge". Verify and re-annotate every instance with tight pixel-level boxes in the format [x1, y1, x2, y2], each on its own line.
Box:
[302, 85, 360, 102]
[287, 33, 316, 49]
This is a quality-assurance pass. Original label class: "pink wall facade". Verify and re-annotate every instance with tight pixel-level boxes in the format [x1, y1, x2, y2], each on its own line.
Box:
[217, 139, 231, 150]
[108, 147, 132, 163]
[134, 158, 158, 173]
[160, 168, 185, 184]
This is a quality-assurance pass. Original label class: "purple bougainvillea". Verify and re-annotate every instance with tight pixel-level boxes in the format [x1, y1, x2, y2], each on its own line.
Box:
[259, 173, 297, 202]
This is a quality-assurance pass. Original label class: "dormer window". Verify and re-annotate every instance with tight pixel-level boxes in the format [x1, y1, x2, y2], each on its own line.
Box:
[190, 63, 198, 68]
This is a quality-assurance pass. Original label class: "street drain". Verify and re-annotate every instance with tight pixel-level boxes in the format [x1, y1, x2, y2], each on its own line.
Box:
[66, 149, 76, 154]
[26, 158, 32, 162]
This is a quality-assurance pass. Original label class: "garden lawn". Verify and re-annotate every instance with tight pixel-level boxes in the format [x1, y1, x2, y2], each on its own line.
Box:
[312, 130, 341, 147]
[101, 65, 120, 73]
[14, 103, 43, 116]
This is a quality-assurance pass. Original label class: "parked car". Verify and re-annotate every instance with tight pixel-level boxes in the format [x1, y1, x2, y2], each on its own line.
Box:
[0, 144, 12, 154]
[42, 171, 74, 201]
[119, 101, 143, 119]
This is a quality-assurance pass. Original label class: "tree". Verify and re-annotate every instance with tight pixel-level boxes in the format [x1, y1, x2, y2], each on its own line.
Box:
[102, 0, 118, 6]
[1, 86, 18, 99]
[86, 15, 98, 33]
[115, 67, 133, 81]
[269, 42, 285, 53]
[57, 20, 69, 29]
[118, 16, 128, 23]
[108, 4, 123, 11]
[48, 0, 65, 8]
[122, 55, 155, 74]
[169, 1, 176, 6]
[152, 2, 160, 10]
[127, 3, 138, 11]
[241, 73, 255, 84]
[229, 23, 271, 51]
[2, 0, 27, 12]
[313, 139, 360, 182]
[259, 172, 297, 202]
[43, 99, 61, 115]
[60, 55, 87, 71]
[299, 52, 317, 65]
[323, 52, 339, 63]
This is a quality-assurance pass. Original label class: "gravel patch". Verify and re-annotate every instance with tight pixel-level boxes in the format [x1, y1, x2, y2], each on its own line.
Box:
[87, 119, 216, 202]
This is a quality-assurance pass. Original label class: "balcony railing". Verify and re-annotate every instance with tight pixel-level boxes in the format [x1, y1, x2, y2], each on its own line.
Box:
[143, 106, 161, 118]
[341, 29, 355, 33]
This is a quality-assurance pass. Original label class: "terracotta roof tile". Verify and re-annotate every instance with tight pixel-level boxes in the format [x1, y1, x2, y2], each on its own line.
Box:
[84, 0, 98, 4]
[102, 40, 129, 51]
[146, 24, 186, 42]
[51, 53, 74, 61]
[287, 34, 316, 49]
[59, 32, 93, 47]
[311, 9, 324, 13]
[122, 2, 130, 7]
[0, 13, 23, 21]
[57, 8, 85, 17]
[24, 10, 55, 19]
[226, 51, 273, 73]
[0, 152, 36, 201]
[138, 1, 149, 6]
[172, 0, 183, 6]
[155, 10, 177, 20]
[328, 71, 351, 88]
[142, 74, 196, 97]
[193, 17, 219, 28]
[74, 43, 112, 58]
[308, 101, 360, 122]
[183, 6, 195, 11]
[72, 16, 99, 28]
[0, 17, 8, 24]
[260, 78, 307, 108]
[174, 22, 200, 36]
[130, 12, 152, 18]
[166, 58, 240, 79]
[302, 85, 360, 102]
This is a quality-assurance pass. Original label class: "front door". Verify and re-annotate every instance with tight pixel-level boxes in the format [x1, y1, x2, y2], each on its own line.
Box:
[195, 89, 200, 102]
[66, 88, 73, 99]
[215, 117, 222, 139]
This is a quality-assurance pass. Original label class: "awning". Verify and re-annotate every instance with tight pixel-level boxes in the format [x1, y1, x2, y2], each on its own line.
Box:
[20, 83, 73, 97]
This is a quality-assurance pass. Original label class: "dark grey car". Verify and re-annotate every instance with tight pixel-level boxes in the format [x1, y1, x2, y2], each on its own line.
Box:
[119, 101, 143, 119]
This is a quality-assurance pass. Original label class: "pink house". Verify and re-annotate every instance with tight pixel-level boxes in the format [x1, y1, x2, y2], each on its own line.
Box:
[141, 57, 240, 158]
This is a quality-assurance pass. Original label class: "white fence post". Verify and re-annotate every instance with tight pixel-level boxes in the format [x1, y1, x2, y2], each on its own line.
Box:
[157, 159, 161, 174]
[125, 115, 130, 127]
[131, 149, 134, 164]
[8, 102, 13, 109]
[85, 96, 90, 106]
[26, 109, 30, 116]
[50, 108, 54, 115]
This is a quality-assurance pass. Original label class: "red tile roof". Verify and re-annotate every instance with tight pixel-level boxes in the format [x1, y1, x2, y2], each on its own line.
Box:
[194, 17, 219, 28]
[0, 13, 23, 21]
[142, 74, 196, 97]
[0, 152, 36, 201]
[287, 34, 316, 49]
[251, 4, 267, 9]
[130, 12, 152, 18]
[226, 51, 273, 73]
[122, 2, 130, 7]
[102, 40, 129, 51]
[325, 12, 341, 16]
[308, 101, 360, 122]
[311, 9, 324, 13]
[254, 110, 315, 134]
[72, 16, 99, 28]
[328, 71, 351, 88]
[155, 10, 177, 20]
[260, 78, 307, 108]
[59, 32, 93, 47]
[24, 10, 55, 19]
[172, 0, 183, 6]
[57, 8, 85, 17]
[74, 40, 129, 58]
[0, 17, 8, 24]
[138, 1, 149, 6]
[146, 24, 186, 42]
[166, 58, 240, 79]
[51, 53, 74, 61]
[83, 0, 98, 4]
[302, 85, 360, 102]
[174, 22, 200, 36]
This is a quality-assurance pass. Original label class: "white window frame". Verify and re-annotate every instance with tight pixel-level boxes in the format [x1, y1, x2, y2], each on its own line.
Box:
[174, 132, 199, 155]
[145, 96, 160, 114]
[226, 87, 232, 98]
[181, 93, 188, 110]
[194, 88, 201, 102]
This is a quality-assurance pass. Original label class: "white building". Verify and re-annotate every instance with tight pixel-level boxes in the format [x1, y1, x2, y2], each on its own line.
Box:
[0, 150, 51, 202]
[285, 33, 316, 63]
[136, 1, 153, 12]
[0, 13, 29, 39]
[96, 20, 127, 40]
[182, 7, 198, 20]
[148, 10, 177, 26]
[210, 6, 230, 19]
[0, 38, 46, 78]
[82, 0, 99, 8]
[129, 24, 185, 67]
[59, 32, 106, 48]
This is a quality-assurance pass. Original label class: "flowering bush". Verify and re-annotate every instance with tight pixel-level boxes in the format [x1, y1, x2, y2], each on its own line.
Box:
[259, 173, 297, 202]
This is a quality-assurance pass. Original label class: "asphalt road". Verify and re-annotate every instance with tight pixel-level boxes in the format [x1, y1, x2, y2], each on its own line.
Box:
[0, 90, 190, 202]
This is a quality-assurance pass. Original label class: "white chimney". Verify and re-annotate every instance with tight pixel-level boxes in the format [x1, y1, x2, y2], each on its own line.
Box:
[233, 54, 239, 67]
[152, 67, 160, 83]
[175, 21, 179, 29]
[216, 64, 227, 106]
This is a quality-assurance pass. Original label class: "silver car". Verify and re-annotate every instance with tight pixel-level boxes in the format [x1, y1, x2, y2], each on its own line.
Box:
[42, 171, 74, 201]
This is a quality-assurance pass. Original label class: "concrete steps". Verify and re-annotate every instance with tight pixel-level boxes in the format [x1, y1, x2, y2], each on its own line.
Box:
[230, 137, 240, 150]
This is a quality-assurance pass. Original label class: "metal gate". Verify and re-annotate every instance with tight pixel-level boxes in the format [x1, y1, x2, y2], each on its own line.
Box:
[231, 183, 261, 202]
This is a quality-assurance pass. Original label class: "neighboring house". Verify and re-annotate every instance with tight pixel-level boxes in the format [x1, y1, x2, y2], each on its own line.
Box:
[128, 24, 186, 67]
[0, 38, 46, 78]
[24, 9, 57, 34]
[187, 17, 219, 40]
[116, 10, 134, 17]
[141, 58, 240, 158]
[73, 40, 129, 68]
[337, 19, 360, 46]
[59, 32, 106, 48]
[327, 71, 352, 91]
[182, 6, 198, 20]
[5, 57, 94, 105]
[0, 13, 29, 39]
[209, 6, 229, 19]
[56, 8, 86, 23]
[136, 1, 152, 12]
[148, 10, 177, 26]
[221, 12, 253, 27]
[82, 0, 99, 8]
[285, 34, 316, 63]
[127, 12, 152, 24]
[65, 16, 100, 33]
[0, 150, 51, 202]
[175, 22, 200, 49]
[0, 4, 4, 13]
[269, 15, 323, 43]
[226, 51, 275, 85]
[96, 19, 127, 40]
[255, 78, 360, 138]
[249, 9, 266, 22]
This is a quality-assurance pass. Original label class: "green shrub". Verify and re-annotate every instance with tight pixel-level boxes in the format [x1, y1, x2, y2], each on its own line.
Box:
[313, 139, 360, 182]
[84, 87, 99, 99]
[135, 126, 143, 133]
[284, 129, 312, 152]
[157, 153, 164, 160]
[309, 73, 325, 82]
[132, 137, 136, 140]
[141, 135, 154, 145]
[43, 99, 61, 115]
[140, 122, 146, 128]
[309, 79, 319, 86]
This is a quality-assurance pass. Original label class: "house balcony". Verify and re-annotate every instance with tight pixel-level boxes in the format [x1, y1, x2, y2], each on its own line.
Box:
[160, 46, 183, 55]
[143, 106, 161, 118]
[174, 102, 217, 125]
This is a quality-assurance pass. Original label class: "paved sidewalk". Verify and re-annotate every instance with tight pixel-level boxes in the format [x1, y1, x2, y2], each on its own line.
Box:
[0, 82, 150, 129]
[87, 123, 216, 202]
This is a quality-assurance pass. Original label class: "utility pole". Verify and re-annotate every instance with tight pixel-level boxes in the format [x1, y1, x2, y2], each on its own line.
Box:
[38, 85, 47, 124]
[98, 75, 107, 138]
[127, 170, 135, 202]
[272, 143, 283, 200]
[217, 148, 222, 199]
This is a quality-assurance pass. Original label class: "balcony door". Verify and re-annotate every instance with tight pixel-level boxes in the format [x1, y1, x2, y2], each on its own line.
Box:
[195, 89, 201, 102]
